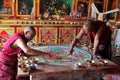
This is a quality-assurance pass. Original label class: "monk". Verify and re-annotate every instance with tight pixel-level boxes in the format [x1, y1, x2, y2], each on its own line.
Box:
[0, 26, 53, 80]
[69, 19, 112, 60]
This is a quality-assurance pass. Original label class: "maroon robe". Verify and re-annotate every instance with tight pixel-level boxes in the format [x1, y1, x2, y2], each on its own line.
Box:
[83, 20, 112, 59]
[0, 32, 27, 80]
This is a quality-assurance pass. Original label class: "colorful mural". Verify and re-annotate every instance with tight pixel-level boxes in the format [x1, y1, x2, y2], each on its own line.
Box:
[39, 27, 58, 44]
[0, 27, 15, 48]
[59, 27, 76, 44]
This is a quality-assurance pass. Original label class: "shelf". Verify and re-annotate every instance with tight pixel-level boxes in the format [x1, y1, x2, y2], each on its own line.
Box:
[0, 20, 84, 26]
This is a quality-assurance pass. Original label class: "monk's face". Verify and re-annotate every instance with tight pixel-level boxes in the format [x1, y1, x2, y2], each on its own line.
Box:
[25, 31, 36, 41]
[83, 25, 93, 34]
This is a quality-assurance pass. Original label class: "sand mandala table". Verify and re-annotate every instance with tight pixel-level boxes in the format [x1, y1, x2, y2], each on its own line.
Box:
[32, 45, 92, 66]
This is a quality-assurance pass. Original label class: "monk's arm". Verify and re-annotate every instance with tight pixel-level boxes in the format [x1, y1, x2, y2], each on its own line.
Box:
[15, 38, 49, 56]
[69, 28, 84, 54]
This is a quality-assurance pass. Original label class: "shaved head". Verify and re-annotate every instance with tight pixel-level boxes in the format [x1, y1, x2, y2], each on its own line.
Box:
[24, 26, 36, 34]
[84, 19, 95, 28]
[83, 19, 95, 33]
[24, 26, 36, 41]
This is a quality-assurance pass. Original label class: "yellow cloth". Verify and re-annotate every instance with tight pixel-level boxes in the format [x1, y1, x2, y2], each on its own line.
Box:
[98, 13, 104, 21]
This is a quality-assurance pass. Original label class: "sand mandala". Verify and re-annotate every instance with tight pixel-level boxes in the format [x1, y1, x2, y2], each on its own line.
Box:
[32, 45, 92, 66]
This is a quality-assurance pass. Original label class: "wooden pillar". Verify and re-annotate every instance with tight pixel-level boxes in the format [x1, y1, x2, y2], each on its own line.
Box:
[72, 0, 78, 11]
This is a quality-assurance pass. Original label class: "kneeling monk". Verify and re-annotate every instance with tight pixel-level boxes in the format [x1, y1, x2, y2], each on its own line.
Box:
[0, 26, 52, 80]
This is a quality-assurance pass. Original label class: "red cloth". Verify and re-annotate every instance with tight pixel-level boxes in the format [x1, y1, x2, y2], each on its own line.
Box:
[0, 32, 27, 80]
[83, 20, 112, 45]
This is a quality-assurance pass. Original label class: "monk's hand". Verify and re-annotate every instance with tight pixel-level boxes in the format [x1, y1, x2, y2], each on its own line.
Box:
[93, 54, 102, 59]
[92, 54, 97, 59]
[49, 52, 57, 57]
[96, 55, 103, 60]
[69, 48, 74, 55]
[44, 52, 51, 57]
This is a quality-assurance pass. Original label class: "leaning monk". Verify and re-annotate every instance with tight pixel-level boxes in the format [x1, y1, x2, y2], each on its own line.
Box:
[0, 26, 53, 80]
[69, 19, 112, 60]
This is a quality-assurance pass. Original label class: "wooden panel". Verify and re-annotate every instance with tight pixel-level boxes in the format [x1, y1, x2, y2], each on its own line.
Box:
[0, 27, 15, 48]
[30, 72, 70, 80]
[16, 26, 38, 42]
[39, 27, 58, 44]
[59, 27, 76, 44]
